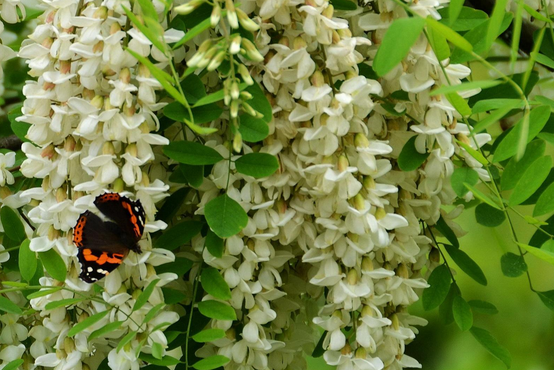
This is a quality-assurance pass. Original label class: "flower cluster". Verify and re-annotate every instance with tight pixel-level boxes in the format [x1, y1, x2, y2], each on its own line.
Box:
[164, 1, 489, 370]
[3, 0, 188, 369]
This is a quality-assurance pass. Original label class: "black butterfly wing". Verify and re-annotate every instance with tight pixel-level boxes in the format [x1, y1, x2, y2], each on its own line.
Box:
[74, 211, 129, 283]
[94, 192, 146, 243]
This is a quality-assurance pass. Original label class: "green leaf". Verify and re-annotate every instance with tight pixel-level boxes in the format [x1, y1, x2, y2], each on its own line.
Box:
[529, 214, 554, 247]
[538, 132, 554, 146]
[472, 102, 520, 134]
[203, 231, 224, 259]
[122, 7, 165, 54]
[0, 296, 22, 314]
[164, 141, 224, 165]
[201, 268, 232, 300]
[502, 140, 545, 190]
[156, 188, 190, 223]
[152, 342, 163, 360]
[156, 257, 193, 277]
[329, 0, 357, 10]
[117, 331, 136, 353]
[197, 300, 237, 320]
[26, 286, 62, 299]
[508, 156, 552, 206]
[182, 164, 204, 188]
[500, 252, 527, 277]
[89, 321, 124, 340]
[451, 167, 479, 197]
[373, 17, 426, 77]
[1, 207, 26, 243]
[456, 141, 488, 166]
[451, 13, 513, 64]
[535, 95, 554, 111]
[468, 300, 498, 315]
[180, 74, 207, 104]
[144, 303, 167, 323]
[426, 16, 473, 52]
[2, 359, 24, 370]
[398, 136, 429, 171]
[445, 245, 487, 285]
[68, 311, 110, 337]
[205, 194, 248, 238]
[534, 52, 554, 69]
[192, 355, 230, 370]
[39, 249, 67, 282]
[494, 106, 551, 162]
[312, 331, 327, 358]
[464, 183, 502, 210]
[435, 216, 459, 248]
[45, 298, 82, 311]
[139, 354, 181, 366]
[173, 18, 211, 49]
[9, 105, 30, 143]
[426, 23, 450, 61]
[162, 289, 186, 305]
[439, 283, 460, 325]
[432, 80, 501, 97]
[439, 6, 488, 31]
[422, 264, 452, 311]
[238, 115, 270, 142]
[446, 92, 472, 117]
[448, 0, 465, 26]
[472, 98, 524, 114]
[537, 290, 554, 311]
[154, 220, 203, 250]
[19, 239, 36, 282]
[235, 153, 279, 178]
[452, 295, 473, 331]
[133, 279, 160, 311]
[534, 180, 554, 216]
[485, 0, 509, 53]
[245, 82, 273, 123]
[470, 327, 512, 368]
[519, 242, 554, 266]
[192, 329, 226, 343]
[164, 101, 223, 125]
[474, 203, 505, 227]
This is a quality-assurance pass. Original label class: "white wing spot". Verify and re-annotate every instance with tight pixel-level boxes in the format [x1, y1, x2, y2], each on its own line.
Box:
[87, 267, 93, 272]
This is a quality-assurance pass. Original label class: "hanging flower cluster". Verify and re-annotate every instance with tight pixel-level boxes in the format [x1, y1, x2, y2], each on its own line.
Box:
[163, 1, 490, 370]
[2, 0, 189, 369]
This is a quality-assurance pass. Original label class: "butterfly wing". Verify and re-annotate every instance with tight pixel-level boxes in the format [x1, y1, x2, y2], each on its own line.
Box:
[74, 211, 129, 283]
[94, 193, 146, 243]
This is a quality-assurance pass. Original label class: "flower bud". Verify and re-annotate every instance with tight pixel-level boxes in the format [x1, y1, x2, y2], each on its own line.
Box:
[113, 178, 125, 193]
[396, 263, 409, 279]
[363, 176, 375, 190]
[236, 8, 259, 31]
[241, 101, 258, 117]
[211, 4, 221, 26]
[338, 155, 349, 172]
[93, 6, 108, 19]
[361, 256, 374, 272]
[226, 328, 236, 340]
[41, 144, 56, 159]
[347, 269, 358, 285]
[322, 4, 334, 18]
[91, 95, 104, 109]
[355, 133, 369, 148]
[457, 133, 471, 146]
[110, 22, 121, 35]
[241, 38, 263, 62]
[310, 71, 325, 87]
[230, 99, 239, 118]
[174, 0, 204, 15]
[225, 0, 238, 28]
[196, 46, 218, 69]
[102, 142, 115, 155]
[361, 305, 374, 317]
[375, 207, 386, 220]
[238, 64, 254, 85]
[56, 187, 67, 203]
[233, 131, 242, 153]
[119, 68, 131, 84]
[355, 347, 367, 359]
[353, 193, 365, 211]
[141, 171, 150, 187]
[293, 37, 307, 50]
[240, 91, 253, 101]
[82, 88, 95, 100]
[391, 313, 400, 330]
[230, 35, 241, 54]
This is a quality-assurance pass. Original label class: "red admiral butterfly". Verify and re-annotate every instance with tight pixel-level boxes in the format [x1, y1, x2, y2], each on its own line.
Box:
[73, 192, 146, 283]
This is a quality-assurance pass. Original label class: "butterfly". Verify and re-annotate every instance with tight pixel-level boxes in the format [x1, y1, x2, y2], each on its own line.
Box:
[73, 192, 146, 283]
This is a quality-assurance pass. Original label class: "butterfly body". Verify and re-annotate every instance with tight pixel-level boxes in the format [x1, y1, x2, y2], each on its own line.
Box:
[74, 193, 145, 283]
